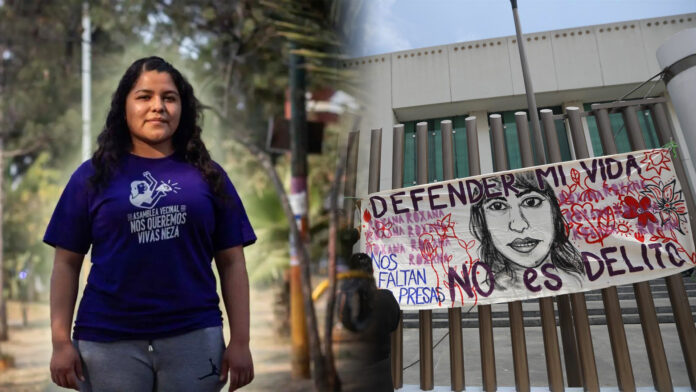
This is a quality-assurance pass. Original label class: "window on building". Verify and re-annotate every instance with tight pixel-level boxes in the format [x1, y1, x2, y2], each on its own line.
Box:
[547, 106, 574, 162]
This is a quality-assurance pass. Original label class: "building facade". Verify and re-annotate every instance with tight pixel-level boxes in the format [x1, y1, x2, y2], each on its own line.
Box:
[346, 13, 696, 197]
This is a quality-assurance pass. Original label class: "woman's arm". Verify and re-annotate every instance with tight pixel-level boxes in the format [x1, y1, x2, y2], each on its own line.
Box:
[49, 247, 85, 390]
[214, 245, 254, 391]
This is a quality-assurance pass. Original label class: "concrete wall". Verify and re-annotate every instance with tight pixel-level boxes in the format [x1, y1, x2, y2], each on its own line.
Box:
[345, 54, 395, 196]
[450, 38, 514, 101]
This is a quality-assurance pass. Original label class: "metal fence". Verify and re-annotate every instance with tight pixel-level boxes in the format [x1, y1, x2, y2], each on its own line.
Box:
[354, 97, 696, 391]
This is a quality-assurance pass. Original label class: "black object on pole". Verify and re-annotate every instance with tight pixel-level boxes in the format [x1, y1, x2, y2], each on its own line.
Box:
[290, 42, 308, 177]
[509, 0, 546, 165]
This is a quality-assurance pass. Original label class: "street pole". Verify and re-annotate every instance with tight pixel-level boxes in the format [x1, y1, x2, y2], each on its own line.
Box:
[510, 0, 546, 165]
[288, 42, 310, 379]
[81, 2, 92, 289]
[82, 1, 91, 163]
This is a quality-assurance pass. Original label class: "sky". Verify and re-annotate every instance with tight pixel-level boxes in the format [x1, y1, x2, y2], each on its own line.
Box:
[351, 0, 696, 57]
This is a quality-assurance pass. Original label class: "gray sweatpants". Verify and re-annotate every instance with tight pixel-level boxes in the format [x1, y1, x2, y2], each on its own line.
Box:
[74, 326, 226, 392]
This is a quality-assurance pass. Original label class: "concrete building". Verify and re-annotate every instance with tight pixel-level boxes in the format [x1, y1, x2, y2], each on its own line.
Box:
[346, 13, 696, 198]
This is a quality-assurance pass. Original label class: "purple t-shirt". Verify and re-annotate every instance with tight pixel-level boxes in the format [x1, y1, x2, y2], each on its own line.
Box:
[44, 154, 256, 341]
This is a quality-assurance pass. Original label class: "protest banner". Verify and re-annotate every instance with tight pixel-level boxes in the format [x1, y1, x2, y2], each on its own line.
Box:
[359, 148, 696, 310]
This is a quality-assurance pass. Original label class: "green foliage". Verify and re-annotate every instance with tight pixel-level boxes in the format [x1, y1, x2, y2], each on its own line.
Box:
[4, 153, 63, 298]
[241, 185, 290, 285]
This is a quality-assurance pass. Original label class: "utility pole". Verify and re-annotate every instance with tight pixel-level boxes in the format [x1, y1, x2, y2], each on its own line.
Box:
[82, 1, 91, 163]
[80, 2, 91, 289]
[510, 0, 546, 165]
[0, 47, 5, 341]
[288, 42, 310, 379]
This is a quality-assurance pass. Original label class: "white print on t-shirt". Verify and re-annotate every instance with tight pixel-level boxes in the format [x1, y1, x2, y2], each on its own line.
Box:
[129, 171, 181, 209]
[127, 204, 188, 244]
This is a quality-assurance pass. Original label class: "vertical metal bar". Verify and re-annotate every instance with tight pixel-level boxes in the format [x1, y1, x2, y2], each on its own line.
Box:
[508, 112, 531, 392]
[489, 114, 508, 172]
[566, 108, 601, 391]
[473, 115, 500, 392]
[590, 106, 637, 392]
[665, 273, 696, 391]
[623, 107, 673, 392]
[566, 107, 590, 158]
[539, 298, 564, 391]
[368, 129, 382, 194]
[441, 120, 465, 392]
[590, 105, 619, 155]
[622, 105, 646, 151]
[540, 109, 561, 163]
[599, 289, 635, 392]
[569, 294, 599, 391]
[557, 296, 582, 387]
[392, 125, 405, 190]
[467, 116, 481, 176]
[390, 125, 404, 390]
[541, 109, 582, 387]
[442, 120, 456, 181]
[538, 109, 565, 392]
[633, 282, 673, 391]
[649, 102, 696, 391]
[508, 302, 530, 392]
[416, 122, 434, 390]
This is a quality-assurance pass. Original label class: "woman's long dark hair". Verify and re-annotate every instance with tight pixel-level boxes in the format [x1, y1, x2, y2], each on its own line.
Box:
[90, 56, 225, 199]
[470, 172, 584, 285]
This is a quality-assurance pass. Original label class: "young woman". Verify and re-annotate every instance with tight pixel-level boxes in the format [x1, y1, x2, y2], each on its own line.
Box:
[470, 171, 584, 290]
[44, 57, 256, 391]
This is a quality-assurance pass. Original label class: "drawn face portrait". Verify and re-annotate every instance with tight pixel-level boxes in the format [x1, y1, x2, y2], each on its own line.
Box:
[483, 189, 554, 268]
[470, 172, 584, 288]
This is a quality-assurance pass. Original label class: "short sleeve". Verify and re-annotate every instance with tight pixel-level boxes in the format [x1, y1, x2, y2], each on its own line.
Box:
[44, 165, 93, 254]
[212, 168, 257, 251]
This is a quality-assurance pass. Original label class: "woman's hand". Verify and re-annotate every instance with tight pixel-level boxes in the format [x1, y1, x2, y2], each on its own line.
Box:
[215, 246, 253, 391]
[219, 341, 254, 391]
[49, 247, 84, 390]
[50, 340, 84, 390]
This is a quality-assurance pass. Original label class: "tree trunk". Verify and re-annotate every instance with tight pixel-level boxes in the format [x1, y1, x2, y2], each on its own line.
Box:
[323, 134, 350, 392]
[0, 132, 6, 341]
[246, 141, 329, 391]
[0, 54, 7, 341]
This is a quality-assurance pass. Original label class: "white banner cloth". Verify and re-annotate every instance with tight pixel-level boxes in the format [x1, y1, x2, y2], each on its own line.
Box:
[359, 149, 695, 310]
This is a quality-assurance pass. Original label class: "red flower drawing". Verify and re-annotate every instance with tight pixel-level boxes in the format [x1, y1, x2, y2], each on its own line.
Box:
[641, 148, 672, 176]
[429, 213, 456, 239]
[622, 196, 657, 227]
[374, 220, 393, 239]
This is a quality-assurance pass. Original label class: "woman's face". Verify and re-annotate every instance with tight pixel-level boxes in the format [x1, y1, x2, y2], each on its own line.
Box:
[125, 70, 181, 154]
[483, 189, 554, 268]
